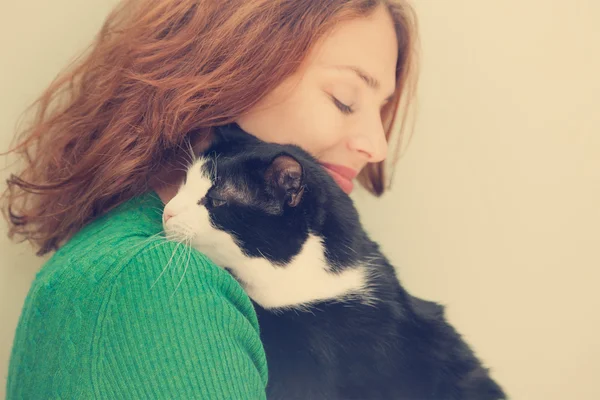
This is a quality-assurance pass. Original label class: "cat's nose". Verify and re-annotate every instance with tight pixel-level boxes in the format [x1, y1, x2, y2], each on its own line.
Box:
[163, 210, 174, 223]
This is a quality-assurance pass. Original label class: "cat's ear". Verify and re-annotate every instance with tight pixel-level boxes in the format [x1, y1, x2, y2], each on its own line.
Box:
[265, 154, 305, 207]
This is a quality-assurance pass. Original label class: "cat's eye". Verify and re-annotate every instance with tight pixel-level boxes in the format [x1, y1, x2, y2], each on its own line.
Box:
[210, 198, 227, 207]
[198, 195, 227, 208]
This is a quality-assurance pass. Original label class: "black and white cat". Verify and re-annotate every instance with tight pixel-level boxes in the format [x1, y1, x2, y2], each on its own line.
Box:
[163, 124, 506, 400]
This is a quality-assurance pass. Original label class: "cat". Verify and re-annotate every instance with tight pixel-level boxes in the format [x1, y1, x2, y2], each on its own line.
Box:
[162, 123, 507, 400]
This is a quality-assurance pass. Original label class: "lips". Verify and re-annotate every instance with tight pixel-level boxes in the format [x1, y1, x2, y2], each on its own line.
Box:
[320, 162, 358, 194]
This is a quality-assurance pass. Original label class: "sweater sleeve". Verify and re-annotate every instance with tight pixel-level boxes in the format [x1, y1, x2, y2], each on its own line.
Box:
[91, 240, 268, 400]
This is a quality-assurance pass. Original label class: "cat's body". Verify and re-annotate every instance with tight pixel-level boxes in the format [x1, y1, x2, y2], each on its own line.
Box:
[163, 124, 506, 400]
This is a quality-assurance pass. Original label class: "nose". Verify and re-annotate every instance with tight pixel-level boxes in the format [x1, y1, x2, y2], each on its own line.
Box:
[163, 209, 174, 223]
[347, 118, 388, 163]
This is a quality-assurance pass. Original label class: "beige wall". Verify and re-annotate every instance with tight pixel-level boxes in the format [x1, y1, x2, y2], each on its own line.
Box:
[1, 1, 599, 399]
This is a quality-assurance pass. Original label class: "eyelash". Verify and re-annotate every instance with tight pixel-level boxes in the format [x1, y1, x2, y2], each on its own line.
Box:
[331, 96, 354, 115]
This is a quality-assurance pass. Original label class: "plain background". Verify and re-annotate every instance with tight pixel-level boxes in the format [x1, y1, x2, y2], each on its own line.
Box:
[1, 1, 599, 399]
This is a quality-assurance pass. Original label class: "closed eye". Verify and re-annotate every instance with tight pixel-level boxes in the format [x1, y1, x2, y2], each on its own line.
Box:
[197, 195, 227, 208]
[331, 96, 354, 115]
[210, 198, 227, 207]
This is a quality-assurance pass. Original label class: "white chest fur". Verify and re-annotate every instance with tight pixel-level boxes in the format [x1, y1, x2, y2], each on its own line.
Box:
[204, 230, 370, 309]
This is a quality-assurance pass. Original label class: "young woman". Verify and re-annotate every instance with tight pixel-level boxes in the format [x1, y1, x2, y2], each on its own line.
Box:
[3, 0, 417, 398]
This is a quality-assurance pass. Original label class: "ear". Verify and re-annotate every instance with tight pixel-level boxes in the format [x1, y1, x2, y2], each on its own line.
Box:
[265, 154, 305, 207]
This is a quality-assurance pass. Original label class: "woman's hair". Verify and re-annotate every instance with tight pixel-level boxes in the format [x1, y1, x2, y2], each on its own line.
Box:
[2, 0, 418, 255]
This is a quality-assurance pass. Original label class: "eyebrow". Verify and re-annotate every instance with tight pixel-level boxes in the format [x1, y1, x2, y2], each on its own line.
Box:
[332, 65, 379, 90]
[333, 65, 395, 103]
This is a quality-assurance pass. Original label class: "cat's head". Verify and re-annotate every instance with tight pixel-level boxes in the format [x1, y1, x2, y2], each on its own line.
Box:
[162, 125, 369, 307]
[163, 125, 335, 266]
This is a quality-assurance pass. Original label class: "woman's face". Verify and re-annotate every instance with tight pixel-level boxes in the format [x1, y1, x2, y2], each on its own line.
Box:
[236, 5, 398, 194]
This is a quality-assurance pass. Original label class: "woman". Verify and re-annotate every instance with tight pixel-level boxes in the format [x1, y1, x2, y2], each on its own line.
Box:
[3, 0, 417, 398]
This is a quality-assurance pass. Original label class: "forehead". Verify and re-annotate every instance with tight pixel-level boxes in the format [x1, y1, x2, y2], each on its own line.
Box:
[309, 5, 398, 92]
[201, 153, 253, 179]
[201, 156, 259, 199]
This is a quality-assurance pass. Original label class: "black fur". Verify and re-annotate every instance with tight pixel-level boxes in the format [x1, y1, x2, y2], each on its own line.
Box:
[197, 123, 506, 400]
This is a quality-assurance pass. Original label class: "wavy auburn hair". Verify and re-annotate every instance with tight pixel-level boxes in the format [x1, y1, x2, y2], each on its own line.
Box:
[2, 0, 418, 255]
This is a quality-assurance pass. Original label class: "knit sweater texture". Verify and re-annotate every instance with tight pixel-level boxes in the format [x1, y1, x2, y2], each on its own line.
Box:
[6, 192, 268, 399]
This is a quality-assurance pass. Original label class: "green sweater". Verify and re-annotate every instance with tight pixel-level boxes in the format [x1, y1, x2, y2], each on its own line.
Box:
[7, 192, 268, 399]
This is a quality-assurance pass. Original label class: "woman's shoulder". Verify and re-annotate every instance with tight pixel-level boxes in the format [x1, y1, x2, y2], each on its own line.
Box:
[33, 191, 249, 309]
[34, 192, 165, 284]
[23, 190, 262, 361]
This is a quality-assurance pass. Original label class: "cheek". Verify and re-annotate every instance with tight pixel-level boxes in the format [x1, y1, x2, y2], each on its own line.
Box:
[189, 209, 247, 268]
[291, 90, 345, 155]
[190, 207, 217, 238]
[237, 79, 345, 156]
[189, 208, 231, 244]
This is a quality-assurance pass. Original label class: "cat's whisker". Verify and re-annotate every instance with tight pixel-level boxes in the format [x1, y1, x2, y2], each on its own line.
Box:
[187, 137, 198, 163]
[256, 248, 272, 259]
[178, 138, 196, 168]
[164, 220, 196, 244]
[151, 207, 166, 216]
[187, 138, 198, 164]
[174, 158, 192, 172]
[171, 229, 194, 243]
[343, 244, 357, 254]
[137, 238, 174, 257]
[168, 163, 189, 175]
[125, 232, 165, 256]
[151, 241, 183, 289]
[170, 239, 191, 279]
[214, 153, 220, 178]
[171, 239, 193, 298]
